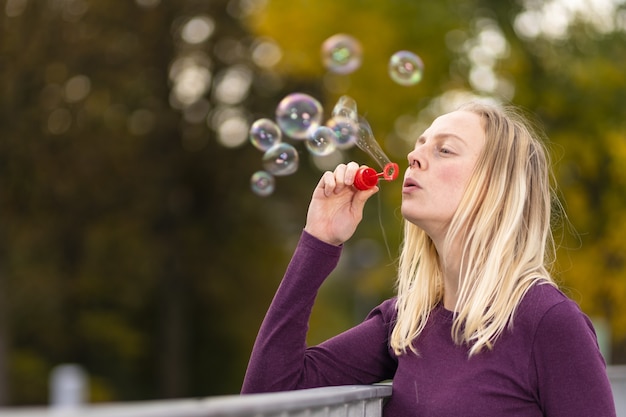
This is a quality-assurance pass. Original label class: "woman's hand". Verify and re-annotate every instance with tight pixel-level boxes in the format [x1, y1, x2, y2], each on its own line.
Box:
[304, 162, 379, 246]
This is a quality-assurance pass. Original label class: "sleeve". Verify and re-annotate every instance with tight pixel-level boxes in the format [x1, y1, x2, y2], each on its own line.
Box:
[531, 299, 617, 417]
[240, 230, 397, 394]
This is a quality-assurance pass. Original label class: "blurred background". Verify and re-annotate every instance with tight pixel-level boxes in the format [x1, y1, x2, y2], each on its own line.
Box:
[1, 0, 625, 406]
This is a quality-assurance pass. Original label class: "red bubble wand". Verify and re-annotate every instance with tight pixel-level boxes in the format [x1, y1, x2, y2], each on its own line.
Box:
[353, 116, 399, 190]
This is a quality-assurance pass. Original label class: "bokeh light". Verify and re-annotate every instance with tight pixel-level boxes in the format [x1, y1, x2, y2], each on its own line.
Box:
[210, 106, 250, 148]
[212, 65, 253, 105]
[251, 37, 283, 68]
[64, 75, 91, 103]
[168, 53, 212, 108]
[181, 15, 215, 44]
[216, 113, 249, 148]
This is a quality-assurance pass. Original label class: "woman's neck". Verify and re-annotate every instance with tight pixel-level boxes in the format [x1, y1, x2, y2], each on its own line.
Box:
[438, 241, 462, 311]
[442, 269, 460, 311]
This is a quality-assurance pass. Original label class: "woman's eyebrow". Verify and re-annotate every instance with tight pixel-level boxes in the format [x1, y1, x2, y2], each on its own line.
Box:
[415, 132, 467, 146]
[435, 132, 467, 144]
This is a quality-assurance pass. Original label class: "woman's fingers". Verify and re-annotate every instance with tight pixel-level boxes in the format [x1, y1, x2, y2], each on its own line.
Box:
[317, 161, 367, 197]
[342, 161, 359, 186]
[320, 170, 336, 197]
[306, 161, 379, 245]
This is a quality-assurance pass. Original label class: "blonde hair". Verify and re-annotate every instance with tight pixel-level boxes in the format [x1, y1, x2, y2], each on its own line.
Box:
[391, 101, 559, 357]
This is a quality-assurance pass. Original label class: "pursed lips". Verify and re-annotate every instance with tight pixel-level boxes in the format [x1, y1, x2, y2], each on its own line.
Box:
[402, 177, 421, 193]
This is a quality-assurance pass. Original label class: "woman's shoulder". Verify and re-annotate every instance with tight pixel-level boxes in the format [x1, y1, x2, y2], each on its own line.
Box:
[517, 282, 591, 332]
[365, 297, 398, 326]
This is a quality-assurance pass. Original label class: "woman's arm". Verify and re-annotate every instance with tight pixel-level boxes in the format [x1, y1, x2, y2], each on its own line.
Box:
[240, 231, 397, 393]
[241, 162, 394, 393]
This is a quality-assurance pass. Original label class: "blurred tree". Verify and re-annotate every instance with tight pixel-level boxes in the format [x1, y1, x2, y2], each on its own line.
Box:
[481, 0, 626, 361]
[0, 0, 312, 404]
[0, 0, 625, 407]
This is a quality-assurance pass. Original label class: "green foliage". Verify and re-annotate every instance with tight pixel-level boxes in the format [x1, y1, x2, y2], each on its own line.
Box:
[1, 0, 297, 405]
[502, 27, 626, 352]
[1, 0, 625, 406]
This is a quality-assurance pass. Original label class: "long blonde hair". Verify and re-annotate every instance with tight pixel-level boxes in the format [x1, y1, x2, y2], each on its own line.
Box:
[391, 102, 559, 357]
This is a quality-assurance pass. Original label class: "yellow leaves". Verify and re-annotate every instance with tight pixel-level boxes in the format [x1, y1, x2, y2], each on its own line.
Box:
[570, 52, 626, 91]
[243, 1, 401, 78]
[606, 129, 626, 188]
[552, 123, 626, 345]
[557, 209, 626, 338]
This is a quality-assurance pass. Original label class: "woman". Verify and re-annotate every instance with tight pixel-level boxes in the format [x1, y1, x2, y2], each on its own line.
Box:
[241, 102, 616, 416]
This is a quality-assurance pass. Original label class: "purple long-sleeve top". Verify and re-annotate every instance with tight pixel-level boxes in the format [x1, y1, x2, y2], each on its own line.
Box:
[241, 231, 616, 417]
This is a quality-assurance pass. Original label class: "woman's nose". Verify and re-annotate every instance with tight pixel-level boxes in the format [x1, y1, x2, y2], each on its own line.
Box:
[407, 149, 425, 169]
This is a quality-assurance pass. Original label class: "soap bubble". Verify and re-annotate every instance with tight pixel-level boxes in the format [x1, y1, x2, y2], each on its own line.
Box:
[249, 118, 282, 151]
[306, 126, 337, 156]
[262, 142, 300, 176]
[389, 51, 424, 86]
[250, 170, 275, 197]
[331, 95, 358, 121]
[326, 116, 358, 149]
[321, 34, 363, 75]
[275, 93, 323, 139]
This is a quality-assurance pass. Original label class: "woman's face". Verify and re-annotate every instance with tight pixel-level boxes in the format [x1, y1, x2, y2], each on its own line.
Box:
[401, 110, 486, 238]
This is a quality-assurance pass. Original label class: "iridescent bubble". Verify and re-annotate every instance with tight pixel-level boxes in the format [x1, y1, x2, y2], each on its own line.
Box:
[331, 95, 358, 122]
[262, 142, 299, 176]
[388, 51, 424, 86]
[326, 116, 358, 149]
[250, 170, 275, 197]
[321, 34, 363, 75]
[306, 126, 337, 156]
[275, 93, 323, 140]
[249, 118, 282, 151]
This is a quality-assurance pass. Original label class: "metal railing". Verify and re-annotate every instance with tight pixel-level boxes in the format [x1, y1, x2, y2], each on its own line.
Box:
[0, 384, 393, 417]
[0, 365, 624, 417]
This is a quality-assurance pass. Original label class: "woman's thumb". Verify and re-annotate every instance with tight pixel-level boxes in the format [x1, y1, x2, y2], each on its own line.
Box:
[353, 186, 379, 208]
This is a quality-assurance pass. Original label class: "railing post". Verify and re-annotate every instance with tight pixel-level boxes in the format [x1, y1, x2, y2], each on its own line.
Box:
[609, 365, 626, 417]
